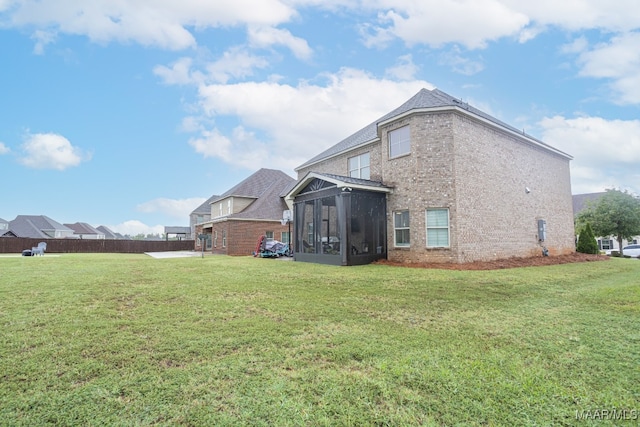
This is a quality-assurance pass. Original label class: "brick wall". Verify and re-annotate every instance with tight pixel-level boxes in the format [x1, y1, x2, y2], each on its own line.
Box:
[297, 109, 576, 264]
[196, 219, 291, 256]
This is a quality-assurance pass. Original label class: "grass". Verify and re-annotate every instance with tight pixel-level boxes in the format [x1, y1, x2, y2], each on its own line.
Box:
[0, 254, 638, 426]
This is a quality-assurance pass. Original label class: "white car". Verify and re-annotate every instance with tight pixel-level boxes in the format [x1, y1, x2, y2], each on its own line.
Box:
[607, 244, 640, 257]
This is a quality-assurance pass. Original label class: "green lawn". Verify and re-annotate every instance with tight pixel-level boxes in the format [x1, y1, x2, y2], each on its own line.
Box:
[0, 254, 638, 426]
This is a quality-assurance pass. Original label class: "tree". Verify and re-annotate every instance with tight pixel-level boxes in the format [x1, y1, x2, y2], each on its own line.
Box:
[576, 222, 599, 254]
[576, 189, 640, 256]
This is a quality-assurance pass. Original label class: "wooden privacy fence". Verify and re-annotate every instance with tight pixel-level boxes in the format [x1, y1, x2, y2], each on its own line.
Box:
[0, 238, 195, 254]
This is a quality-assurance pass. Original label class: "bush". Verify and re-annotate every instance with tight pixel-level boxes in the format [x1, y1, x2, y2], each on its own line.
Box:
[577, 223, 599, 254]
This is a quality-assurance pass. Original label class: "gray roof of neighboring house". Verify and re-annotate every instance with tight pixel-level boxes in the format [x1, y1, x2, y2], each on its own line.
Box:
[96, 225, 121, 239]
[9, 215, 74, 238]
[297, 87, 571, 170]
[191, 194, 220, 215]
[213, 168, 296, 221]
[165, 226, 190, 234]
[572, 192, 607, 215]
[64, 222, 103, 236]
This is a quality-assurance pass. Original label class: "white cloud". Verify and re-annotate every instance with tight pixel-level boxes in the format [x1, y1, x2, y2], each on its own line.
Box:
[574, 32, 640, 104]
[539, 115, 640, 194]
[248, 26, 313, 60]
[205, 47, 271, 83]
[438, 47, 485, 76]
[5, 0, 296, 50]
[360, 0, 529, 50]
[106, 220, 164, 237]
[385, 54, 419, 81]
[153, 57, 201, 86]
[137, 197, 206, 219]
[0, 141, 9, 154]
[18, 132, 90, 170]
[503, 1, 640, 33]
[189, 68, 434, 172]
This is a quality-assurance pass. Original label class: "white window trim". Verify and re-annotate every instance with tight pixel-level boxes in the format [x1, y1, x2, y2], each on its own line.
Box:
[389, 125, 410, 159]
[348, 152, 371, 179]
[425, 208, 450, 248]
[394, 210, 410, 247]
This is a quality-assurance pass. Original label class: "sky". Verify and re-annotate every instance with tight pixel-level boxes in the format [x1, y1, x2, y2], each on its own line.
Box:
[1, 1, 639, 236]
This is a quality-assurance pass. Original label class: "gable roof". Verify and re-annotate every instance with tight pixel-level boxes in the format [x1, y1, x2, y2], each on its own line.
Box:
[286, 172, 392, 202]
[9, 215, 74, 238]
[296, 88, 572, 171]
[96, 225, 121, 239]
[191, 194, 220, 215]
[212, 168, 296, 221]
[64, 222, 103, 236]
[572, 192, 607, 216]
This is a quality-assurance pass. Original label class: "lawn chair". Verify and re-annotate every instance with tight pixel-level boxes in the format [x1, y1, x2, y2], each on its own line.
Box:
[31, 242, 47, 256]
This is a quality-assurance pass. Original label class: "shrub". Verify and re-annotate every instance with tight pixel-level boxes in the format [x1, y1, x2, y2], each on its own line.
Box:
[577, 223, 599, 254]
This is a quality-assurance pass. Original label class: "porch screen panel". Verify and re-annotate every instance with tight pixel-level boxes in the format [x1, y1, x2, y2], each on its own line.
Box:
[321, 196, 339, 255]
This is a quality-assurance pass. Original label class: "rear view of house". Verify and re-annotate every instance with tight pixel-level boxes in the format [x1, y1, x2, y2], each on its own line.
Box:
[287, 88, 576, 265]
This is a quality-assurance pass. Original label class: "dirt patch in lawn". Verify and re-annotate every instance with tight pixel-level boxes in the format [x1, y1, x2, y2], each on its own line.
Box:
[374, 253, 610, 271]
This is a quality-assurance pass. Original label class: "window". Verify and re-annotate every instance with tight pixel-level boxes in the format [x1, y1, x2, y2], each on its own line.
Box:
[281, 231, 290, 244]
[219, 203, 223, 217]
[599, 239, 612, 251]
[394, 210, 410, 247]
[222, 230, 227, 248]
[389, 125, 410, 158]
[227, 199, 232, 215]
[348, 152, 370, 179]
[426, 209, 450, 247]
[214, 231, 218, 247]
[265, 231, 274, 241]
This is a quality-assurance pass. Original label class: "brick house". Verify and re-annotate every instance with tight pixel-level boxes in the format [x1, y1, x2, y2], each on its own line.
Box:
[195, 168, 296, 256]
[286, 88, 576, 265]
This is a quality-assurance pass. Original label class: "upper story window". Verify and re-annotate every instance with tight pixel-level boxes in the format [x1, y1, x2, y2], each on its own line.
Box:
[348, 152, 370, 180]
[219, 203, 223, 217]
[389, 125, 410, 158]
[227, 199, 232, 215]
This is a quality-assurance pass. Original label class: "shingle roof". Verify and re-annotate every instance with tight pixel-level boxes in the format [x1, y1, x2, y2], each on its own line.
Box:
[572, 192, 607, 215]
[9, 215, 73, 238]
[64, 222, 102, 235]
[191, 194, 220, 215]
[97, 225, 120, 239]
[297, 88, 570, 170]
[213, 168, 296, 221]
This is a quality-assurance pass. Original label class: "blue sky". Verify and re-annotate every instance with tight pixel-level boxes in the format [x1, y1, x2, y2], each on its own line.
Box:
[1, 1, 639, 236]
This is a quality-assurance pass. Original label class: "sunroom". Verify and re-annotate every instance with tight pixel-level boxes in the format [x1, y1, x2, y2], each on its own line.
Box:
[286, 172, 392, 266]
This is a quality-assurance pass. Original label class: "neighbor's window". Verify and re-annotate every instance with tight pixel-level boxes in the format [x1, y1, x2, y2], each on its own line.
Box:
[222, 230, 227, 248]
[219, 203, 223, 217]
[348, 152, 370, 179]
[214, 231, 218, 247]
[281, 231, 290, 244]
[227, 199, 232, 215]
[599, 239, 612, 251]
[389, 125, 410, 158]
[394, 210, 410, 247]
[426, 208, 450, 248]
[265, 231, 274, 241]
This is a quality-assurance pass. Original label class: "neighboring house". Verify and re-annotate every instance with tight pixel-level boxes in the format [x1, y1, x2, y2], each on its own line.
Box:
[286, 87, 576, 265]
[195, 168, 296, 256]
[164, 226, 191, 240]
[0, 218, 11, 237]
[190, 194, 220, 239]
[96, 225, 124, 240]
[573, 192, 639, 251]
[64, 222, 106, 239]
[8, 215, 75, 238]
